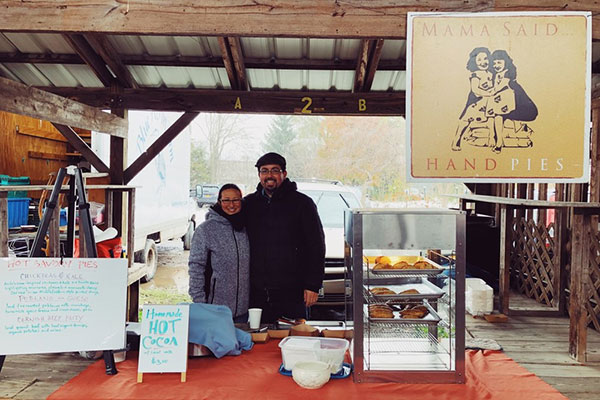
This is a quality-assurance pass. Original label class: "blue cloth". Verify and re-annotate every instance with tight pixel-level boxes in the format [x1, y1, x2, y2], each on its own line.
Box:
[187, 303, 253, 358]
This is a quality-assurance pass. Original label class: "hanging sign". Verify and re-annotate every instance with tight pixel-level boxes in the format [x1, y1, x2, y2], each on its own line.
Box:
[0, 257, 127, 354]
[137, 304, 190, 382]
[407, 12, 591, 182]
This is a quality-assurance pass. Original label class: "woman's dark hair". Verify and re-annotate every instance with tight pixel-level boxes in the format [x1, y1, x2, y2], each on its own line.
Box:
[218, 183, 242, 201]
[491, 49, 517, 80]
[466, 47, 491, 72]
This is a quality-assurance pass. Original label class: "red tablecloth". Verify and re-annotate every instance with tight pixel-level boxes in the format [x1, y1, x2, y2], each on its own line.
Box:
[49, 340, 566, 400]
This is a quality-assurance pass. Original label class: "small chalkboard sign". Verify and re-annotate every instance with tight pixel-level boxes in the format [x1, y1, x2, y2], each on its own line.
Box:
[137, 304, 190, 383]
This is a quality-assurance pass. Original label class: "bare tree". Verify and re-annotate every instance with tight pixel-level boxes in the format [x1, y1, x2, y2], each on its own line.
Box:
[193, 114, 247, 182]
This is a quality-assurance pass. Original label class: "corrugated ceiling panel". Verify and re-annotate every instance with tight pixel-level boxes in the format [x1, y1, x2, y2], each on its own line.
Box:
[0, 34, 17, 52]
[247, 68, 279, 89]
[308, 39, 335, 59]
[241, 37, 273, 58]
[172, 36, 221, 57]
[0, 64, 20, 81]
[128, 65, 229, 89]
[308, 70, 335, 90]
[34, 64, 80, 87]
[3, 63, 51, 86]
[128, 65, 163, 87]
[2, 33, 74, 54]
[337, 39, 361, 60]
[62, 64, 105, 87]
[107, 35, 145, 55]
[187, 67, 230, 89]
[381, 40, 406, 60]
[371, 70, 406, 91]
[276, 69, 304, 90]
[332, 70, 354, 90]
[275, 38, 304, 59]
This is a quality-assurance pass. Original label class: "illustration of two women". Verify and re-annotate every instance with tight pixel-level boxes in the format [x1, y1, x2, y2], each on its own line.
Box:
[451, 47, 538, 153]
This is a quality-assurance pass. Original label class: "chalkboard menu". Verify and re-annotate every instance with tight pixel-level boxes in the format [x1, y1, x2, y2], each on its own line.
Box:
[138, 304, 190, 374]
[0, 257, 127, 354]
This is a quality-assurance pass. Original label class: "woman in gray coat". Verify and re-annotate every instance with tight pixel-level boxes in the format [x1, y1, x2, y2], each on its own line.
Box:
[188, 184, 250, 322]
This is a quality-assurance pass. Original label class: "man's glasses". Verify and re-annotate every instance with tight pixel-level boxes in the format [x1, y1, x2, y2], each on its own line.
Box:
[259, 168, 283, 175]
[220, 199, 242, 204]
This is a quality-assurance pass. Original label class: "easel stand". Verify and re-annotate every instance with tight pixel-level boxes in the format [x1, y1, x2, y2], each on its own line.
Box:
[29, 166, 118, 375]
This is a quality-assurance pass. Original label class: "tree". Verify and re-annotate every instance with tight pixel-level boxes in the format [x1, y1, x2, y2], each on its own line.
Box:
[193, 114, 247, 182]
[189, 141, 210, 190]
[262, 115, 296, 154]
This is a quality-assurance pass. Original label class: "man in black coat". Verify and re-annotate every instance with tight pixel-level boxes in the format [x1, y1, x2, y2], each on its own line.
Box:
[244, 152, 325, 323]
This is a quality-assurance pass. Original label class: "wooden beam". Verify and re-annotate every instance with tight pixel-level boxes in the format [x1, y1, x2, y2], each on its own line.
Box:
[218, 37, 239, 90]
[84, 33, 138, 88]
[228, 37, 248, 91]
[0, 51, 406, 71]
[353, 39, 370, 93]
[123, 112, 199, 184]
[44, 87, 405, 116]
[62, 34, 114, 87]
[2, 1, 599, 39]
[363, 39, 385, 92]
[0, 76, 128, 137]
[52, 123, 110, 173]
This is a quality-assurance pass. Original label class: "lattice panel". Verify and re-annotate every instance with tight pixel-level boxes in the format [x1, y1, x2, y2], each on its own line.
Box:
[510, 217, 556, 306]
[586, 230, 600, 331]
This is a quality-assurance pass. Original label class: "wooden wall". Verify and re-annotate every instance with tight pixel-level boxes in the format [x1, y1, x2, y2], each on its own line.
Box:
[0, 110, 90, 186]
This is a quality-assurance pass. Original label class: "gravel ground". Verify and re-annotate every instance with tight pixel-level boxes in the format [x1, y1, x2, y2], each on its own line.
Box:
[140, 239, 190, 295]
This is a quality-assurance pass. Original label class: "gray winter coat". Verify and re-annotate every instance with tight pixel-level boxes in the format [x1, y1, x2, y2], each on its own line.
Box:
[188, 208, 250, 318]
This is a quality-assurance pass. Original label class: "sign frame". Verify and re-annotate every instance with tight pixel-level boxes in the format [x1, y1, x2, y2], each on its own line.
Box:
[406, 11, 592, 183]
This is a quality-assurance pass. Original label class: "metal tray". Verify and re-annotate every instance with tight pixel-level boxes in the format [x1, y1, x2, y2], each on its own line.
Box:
[367, 258, 444, 277]
[366, 301, 441, 325]
[366, 278, 445, 301]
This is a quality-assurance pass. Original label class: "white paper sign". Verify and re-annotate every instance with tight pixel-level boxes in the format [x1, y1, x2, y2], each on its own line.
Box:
[138, 304, 190, 373]
[0, 257, 127, 354]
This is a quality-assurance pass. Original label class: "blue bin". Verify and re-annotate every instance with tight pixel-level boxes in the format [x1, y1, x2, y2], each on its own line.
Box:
[0, 175, 30, 198]
[7, 198, 31, 228]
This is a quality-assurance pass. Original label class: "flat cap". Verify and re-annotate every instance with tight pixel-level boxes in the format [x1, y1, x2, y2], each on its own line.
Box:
[255, 152, 286, 171]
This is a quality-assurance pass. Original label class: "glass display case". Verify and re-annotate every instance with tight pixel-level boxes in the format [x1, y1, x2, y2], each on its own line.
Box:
[344, 209, 465, 383]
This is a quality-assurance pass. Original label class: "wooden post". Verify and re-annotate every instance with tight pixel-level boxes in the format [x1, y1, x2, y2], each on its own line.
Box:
[555, 208, 568, 315]
[569, 212, 589, 362]
[48, 204, 61, 257]
[538, 183, 548, 227]
[499, 205, 512, 314]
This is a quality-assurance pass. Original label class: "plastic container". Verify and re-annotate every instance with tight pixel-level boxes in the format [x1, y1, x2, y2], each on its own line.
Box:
[0, 175, 30, 198]
[279, 336, 349, 374]
[466, 278, 494, 316]
[7, 198, 31, 228]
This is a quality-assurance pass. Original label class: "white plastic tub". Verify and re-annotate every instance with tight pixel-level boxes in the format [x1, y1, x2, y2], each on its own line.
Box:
[466, 278, 494, 316]
[279, 336, 349, 374]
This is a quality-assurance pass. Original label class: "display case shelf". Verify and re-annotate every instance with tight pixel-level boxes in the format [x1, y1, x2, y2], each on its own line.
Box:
[345, 208, 465, 384]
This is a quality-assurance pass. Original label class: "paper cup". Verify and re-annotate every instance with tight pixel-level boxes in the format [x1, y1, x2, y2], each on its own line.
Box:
[248, 308, 262, 329]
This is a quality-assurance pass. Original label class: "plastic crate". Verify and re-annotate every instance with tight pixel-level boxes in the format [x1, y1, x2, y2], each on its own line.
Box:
[0, 174, 30, 198]
[7, 198, 31, 228]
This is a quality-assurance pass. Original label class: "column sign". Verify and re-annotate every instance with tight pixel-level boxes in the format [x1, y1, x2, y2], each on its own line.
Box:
[406, 12, 591, 182]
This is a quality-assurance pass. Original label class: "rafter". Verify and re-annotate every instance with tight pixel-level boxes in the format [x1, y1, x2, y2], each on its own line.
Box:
[353, 39, 371, 93]
[228, 37, 248, 91]
[218, 37, 240, 90]
[84, 33, 138, 89]
[62, 34, 114, 87]
[42, 87, 405, 116]
[363, 39, 385, 92]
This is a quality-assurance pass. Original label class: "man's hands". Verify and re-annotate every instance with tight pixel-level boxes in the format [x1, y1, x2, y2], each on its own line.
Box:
[304, 289, 319, 307]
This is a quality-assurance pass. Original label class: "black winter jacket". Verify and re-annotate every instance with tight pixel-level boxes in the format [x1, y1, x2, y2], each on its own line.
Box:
[244, 178, 325, 300]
